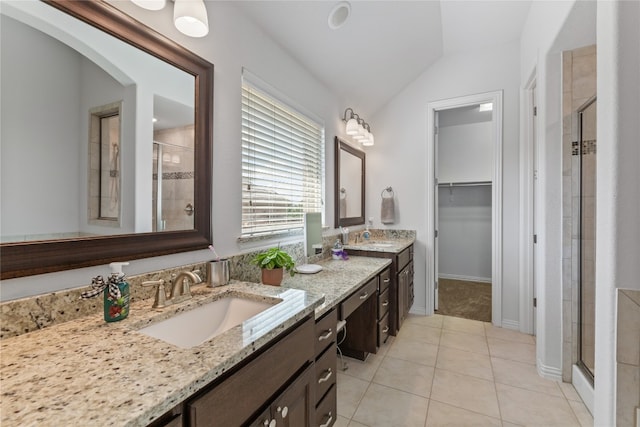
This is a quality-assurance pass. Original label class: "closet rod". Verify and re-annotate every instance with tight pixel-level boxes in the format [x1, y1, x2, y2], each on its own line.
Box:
[438, 181, 492, 187]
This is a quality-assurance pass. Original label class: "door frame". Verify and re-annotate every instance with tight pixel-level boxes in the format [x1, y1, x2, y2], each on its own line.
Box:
[519, 71, 537, 335]
[425, 91, 504, 326]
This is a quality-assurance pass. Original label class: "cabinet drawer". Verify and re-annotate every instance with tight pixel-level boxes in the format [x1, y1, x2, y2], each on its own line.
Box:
[315, 346, 337, 403]
[315, 384, 337, 427]
[397, 247, 411, 271]
[378, 312, 390, 346]
[379, 268, 391, 293]
[188, 316, 314, 427]
[315, 308, 338, 357]
[378, 287, 390, 319]
[340, 277, 377, 320]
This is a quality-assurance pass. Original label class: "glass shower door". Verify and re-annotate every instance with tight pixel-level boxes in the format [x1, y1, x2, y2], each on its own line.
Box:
[578, 97, 597, 382]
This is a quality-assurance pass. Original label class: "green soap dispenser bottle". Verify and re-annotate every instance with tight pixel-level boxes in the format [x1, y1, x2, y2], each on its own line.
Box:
[104, 262, 130, 322]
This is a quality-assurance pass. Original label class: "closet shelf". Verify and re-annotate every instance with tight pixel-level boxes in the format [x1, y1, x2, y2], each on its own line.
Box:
[438, 181, 492, 187]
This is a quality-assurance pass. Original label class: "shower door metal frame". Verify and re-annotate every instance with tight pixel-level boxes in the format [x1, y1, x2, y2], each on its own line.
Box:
[576, 95, 597, 386]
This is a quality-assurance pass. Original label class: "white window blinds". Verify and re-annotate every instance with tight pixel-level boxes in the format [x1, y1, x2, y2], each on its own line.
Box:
[241, 81, 324, 237]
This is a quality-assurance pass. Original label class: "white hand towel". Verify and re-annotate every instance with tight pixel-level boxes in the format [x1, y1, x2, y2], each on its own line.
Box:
[381, 196, 395, 224]
[340, 196, 347, 218]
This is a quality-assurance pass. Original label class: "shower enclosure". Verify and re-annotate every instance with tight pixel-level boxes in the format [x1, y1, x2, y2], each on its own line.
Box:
[152, 141, 195, 232]
[577, 97, 597, 383]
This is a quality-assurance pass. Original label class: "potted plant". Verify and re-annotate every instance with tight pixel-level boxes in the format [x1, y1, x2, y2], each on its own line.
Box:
[251, 246, 296, 286]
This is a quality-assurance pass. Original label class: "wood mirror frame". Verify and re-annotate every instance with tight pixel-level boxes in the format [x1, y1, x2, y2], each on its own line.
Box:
[334, 137, 365, 228]
[0, 0, 213, 280]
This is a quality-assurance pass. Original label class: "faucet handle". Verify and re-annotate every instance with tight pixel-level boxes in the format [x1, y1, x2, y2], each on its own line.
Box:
[192, 269, 204, 283]
[142, 279, 167, 309]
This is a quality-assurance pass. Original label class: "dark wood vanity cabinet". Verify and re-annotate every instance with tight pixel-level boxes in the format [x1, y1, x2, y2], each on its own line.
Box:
[314, 309, 338, 427]
[339, 276, 378, 360]
[377, 267, 392, 346]
[347, 244, 414, 335]
[186, 316, 315, 427]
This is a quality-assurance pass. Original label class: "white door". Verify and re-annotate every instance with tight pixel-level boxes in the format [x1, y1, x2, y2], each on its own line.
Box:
[434, 111, 440, 311]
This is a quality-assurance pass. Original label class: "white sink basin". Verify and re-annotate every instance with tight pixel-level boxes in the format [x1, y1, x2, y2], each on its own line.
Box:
[370, 242, 394, 247]
[138, 297, 277, 348]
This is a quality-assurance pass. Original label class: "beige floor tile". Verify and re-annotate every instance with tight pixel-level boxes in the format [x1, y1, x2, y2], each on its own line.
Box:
[425, 400, 502, 427]
[491, 357, 563, 397]
[337, 372, 370, 419]
[568, 399, 594, 427]
[348, 421, 369, 427]
[558, 381, 582, 402]
[430, 369, 500, 418]
[496, 383, 580, 426]
[352, 383, 429, 427]
[440, 330, 489, 355]
[377, 335, 395, 357]
[341, 352, 384, 382]
[373, 356, 435, 397]
[442, 316, 487, 336]
[405, 313, 444, 329]
[488, 337, 536, 364]
[484, 324, 535, 344]
[396, 322, 442, 345]
[387, 337, 439, 367]
[436, 347, 494, 381]
[501, 422, 524, 427]
[334, 415, 351, 427]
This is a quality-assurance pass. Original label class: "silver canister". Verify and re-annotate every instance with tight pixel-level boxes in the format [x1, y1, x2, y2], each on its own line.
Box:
[208, 259, 229, 287]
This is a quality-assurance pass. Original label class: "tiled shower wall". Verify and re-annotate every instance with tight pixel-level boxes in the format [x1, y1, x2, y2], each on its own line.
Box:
[561, 45, 597, 382]
[616, 289, 640, 426]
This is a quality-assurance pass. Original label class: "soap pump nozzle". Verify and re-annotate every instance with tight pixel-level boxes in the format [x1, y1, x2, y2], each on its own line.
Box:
[109, 262, 129, 279]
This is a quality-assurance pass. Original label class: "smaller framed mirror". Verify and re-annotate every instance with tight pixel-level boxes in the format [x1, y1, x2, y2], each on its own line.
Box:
[334, 137, 365, 228]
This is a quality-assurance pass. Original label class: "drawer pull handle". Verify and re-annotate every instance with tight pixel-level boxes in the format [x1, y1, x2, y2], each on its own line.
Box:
[319, 412, 333, 427]
[383, 278, 391, 283]
[277, 406, 288, 418]
[382, 300, 389, 307]
[382, 326, 390, 333]
[359, 292, 369, 300]
[318, 368, 333, 384]
[263, 419, 276, 427]
[318, 329, 333, 341]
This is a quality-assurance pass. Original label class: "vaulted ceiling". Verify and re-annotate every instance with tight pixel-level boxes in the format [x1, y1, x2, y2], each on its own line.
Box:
[234, 1, 532, 117]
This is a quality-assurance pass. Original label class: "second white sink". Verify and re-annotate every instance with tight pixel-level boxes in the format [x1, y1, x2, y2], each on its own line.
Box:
[138, 296, 277, 349]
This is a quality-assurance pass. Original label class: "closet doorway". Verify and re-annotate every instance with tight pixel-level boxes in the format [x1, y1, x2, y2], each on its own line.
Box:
[426, 92, 503, 325]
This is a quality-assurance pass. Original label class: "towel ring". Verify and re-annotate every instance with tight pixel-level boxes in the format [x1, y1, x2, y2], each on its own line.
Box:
[340, 188, 347, 199]
[381, 187, 394, 198]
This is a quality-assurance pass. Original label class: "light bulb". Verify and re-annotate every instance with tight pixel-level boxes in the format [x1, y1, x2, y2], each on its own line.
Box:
[174, 0, 209, 38]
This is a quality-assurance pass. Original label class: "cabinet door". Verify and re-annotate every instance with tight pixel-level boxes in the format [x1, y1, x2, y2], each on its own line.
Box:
[271, 364, 315, 427]
[397, 267, 406, 327]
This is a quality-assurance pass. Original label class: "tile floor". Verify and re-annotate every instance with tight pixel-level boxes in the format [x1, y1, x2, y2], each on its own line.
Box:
[334, 314, 593, 427]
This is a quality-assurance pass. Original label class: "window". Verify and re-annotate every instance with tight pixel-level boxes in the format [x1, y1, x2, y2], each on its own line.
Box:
[241, 78, 324, 237]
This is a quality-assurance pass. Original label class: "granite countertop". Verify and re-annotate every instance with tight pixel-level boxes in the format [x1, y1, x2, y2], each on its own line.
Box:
[282, 256, 392, 317]
[343, 236, 415, 254]
[0, 256, 390, 427]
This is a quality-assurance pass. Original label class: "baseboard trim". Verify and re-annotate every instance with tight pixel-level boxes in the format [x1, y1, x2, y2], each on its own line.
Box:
[537, 359, 563, 381]
[501, 319, 519, 330]
[439, 274, 491, 283]
[409, 306, 427, 316]
[572, 364, 594, 415]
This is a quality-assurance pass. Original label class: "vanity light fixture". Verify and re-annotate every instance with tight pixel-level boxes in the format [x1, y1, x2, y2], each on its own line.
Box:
[479, 102, 493, 112]
[131, 0, 209, 38]
[342, 107, 375, 147]
[131, 0, 166, 11]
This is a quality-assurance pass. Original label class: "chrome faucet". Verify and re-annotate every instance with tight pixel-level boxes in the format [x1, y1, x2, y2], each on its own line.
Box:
[143, 269, 203, 309]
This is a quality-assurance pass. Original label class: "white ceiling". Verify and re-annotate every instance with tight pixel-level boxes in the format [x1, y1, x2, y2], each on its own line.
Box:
[232, 1, 532, 117]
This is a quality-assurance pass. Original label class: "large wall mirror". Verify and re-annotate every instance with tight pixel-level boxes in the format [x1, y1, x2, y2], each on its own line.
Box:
[334, 137, 365, 228]
[0, 0, 213, 279]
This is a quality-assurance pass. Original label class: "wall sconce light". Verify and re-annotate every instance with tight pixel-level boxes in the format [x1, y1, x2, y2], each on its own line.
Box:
[342, 108, 375, 147]
[131, 0, 209, 38]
